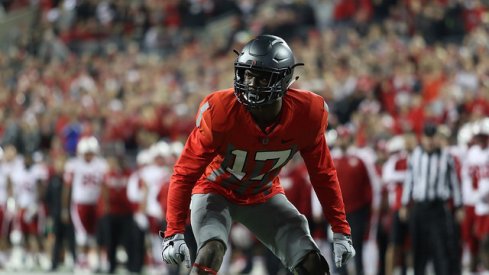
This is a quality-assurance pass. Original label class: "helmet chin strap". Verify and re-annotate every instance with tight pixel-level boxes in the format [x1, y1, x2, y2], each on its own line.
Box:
[286, 62, 304, 89]
[287, 76, 300, 89]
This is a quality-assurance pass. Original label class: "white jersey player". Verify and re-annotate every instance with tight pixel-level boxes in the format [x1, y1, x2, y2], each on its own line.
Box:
[63, 136, 108, 268]
[127, 148, 152, 230]
[8, 153, 48, 270]
[10, 154, 48, 233]
[0, 147, 14, 260]
[139, 141, 171, 234]
[0, 147, 9, 237]
[467, 119, 489, 269]
[138, 141, 171, 268]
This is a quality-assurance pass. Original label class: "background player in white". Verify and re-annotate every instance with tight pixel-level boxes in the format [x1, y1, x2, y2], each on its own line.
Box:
[62, 136, 108, 270]
[469, 119, 489, 270]
[138, 140, 172, 270]
[126, 148, 153, 274]
[9, 153, 49, 269]
[1, 145, 24, 270]
[383, 134, 416, 275]
[0, 147, 10, 267]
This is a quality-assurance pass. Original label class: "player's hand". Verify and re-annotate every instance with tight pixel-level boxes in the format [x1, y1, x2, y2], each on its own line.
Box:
[399, 206, 408, 222]
[333, 233, 355, 268]
[133, 212, 149, 230]
[455, 208, 465, 224]
[161, 233, 191, 268]
[61, 209, 70, 224]
[23, 205, 38, 223]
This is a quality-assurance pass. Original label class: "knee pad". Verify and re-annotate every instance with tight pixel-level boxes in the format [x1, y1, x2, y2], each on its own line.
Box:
[199, 239, 226, 255]
[193, 240, 226, 273]
[294, 251, 330, 275]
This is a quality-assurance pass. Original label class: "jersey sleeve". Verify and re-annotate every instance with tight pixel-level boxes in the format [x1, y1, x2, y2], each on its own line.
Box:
[165, 97, 222, 237]
[300, 100, 351, 235]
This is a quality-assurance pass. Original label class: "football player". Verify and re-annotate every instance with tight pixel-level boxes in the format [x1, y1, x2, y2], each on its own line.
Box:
[139, 141, 172, 269]
[161, 35, 354, 275]
[63, 136, 108, 270]
[10, 152, 49, 269]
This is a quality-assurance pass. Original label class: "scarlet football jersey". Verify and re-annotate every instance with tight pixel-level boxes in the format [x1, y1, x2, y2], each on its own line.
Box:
[165, 88, 350, 236]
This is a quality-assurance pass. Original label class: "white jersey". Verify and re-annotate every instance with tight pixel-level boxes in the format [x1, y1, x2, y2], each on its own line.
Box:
[473, 146, 489, 215]
[462, 145, 483, 206]
[139, 164, 170, 219]
[64, 157, 108, 204]
[10, 163, 48, 208]
[2, 157, 24, 177]
[0, 163, 11, 205]
[382, 152, 408, 208]
[0, 157, 24, 205]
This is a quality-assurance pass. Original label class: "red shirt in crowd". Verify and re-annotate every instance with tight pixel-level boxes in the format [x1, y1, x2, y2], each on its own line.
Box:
[333, 152, 373, 213]
[282, 163, 313, 219]
[103, 170, 133, 216]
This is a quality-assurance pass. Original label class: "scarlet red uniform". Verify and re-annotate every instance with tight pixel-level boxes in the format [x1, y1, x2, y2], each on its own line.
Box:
[165, 88, 349, 237]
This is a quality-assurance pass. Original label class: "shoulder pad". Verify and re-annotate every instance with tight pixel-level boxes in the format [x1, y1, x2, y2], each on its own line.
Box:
[195, 89, 235, 133]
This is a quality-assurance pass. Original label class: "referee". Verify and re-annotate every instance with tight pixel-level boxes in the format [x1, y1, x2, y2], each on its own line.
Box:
[399, 123, 463, 275]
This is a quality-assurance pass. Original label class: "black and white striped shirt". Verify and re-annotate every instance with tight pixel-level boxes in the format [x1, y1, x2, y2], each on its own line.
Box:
[401, 146, 463, 207]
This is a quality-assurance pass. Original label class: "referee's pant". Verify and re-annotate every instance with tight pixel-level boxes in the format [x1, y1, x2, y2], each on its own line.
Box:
[409, 201, 459, 275]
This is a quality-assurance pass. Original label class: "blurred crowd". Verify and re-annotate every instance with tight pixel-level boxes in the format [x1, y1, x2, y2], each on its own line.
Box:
[0, 0, 489, 274]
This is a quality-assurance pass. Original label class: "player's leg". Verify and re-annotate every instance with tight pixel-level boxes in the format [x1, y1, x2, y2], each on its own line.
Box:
[191, 240, 226, 275]
[189, 194, 232, 275]
[235, 194, 329, 274]
[481, 234, 489, 269]
[463, 206, 479, 272]
[294, 251, 330, 275]
[409, 205, 429, 275]
[71, 203, 97, 269]
[477, 215, 489, 269]
[386, 210, 407, 275]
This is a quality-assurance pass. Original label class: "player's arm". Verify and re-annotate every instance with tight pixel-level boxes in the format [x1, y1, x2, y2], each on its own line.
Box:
[36, 166, 49, 206]
[6, 174, 13, 200]
[382, 156, 406, 183]
[36, 178, 47, 204]
[32, 177, 47, 218]
[6, 175, 14, 216]
[300, 100, 350, 235]
[447, 155, 463, 208]
[138, 178, 148, 213]
[165, 99, 221, 237]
